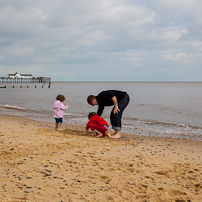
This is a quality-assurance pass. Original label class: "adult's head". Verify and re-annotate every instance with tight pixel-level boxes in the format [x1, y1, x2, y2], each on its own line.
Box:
[87, 95, 98, 106]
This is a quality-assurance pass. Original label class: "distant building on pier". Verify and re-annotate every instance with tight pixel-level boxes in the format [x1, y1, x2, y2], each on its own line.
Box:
[8, 72, 32, 79]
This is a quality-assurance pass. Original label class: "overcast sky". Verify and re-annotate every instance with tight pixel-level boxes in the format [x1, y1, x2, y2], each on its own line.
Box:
[0, 0, 202, 81]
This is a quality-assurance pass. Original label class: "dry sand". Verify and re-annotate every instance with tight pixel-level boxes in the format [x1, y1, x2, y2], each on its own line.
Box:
[0, 115, 202, 202]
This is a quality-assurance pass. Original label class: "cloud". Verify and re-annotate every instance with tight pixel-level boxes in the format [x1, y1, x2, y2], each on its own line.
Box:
[0, 0, 202, 81]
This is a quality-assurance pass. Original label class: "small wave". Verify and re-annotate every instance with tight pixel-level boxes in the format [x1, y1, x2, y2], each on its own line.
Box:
[64, 112, 83, 117]
[122, 117, 202, 141]
[71, 117, 88, 122]
[128, 117, 202, 130]
[0, 104, 27, 111]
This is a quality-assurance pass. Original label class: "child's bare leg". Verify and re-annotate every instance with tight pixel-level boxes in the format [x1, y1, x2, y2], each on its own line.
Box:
[94, 129, 103, 138]
[56, 124, 61, 131]
[106, 130, 111, 138]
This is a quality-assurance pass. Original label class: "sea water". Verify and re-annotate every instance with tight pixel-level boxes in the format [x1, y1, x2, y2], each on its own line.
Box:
[0, 82, 202, 141]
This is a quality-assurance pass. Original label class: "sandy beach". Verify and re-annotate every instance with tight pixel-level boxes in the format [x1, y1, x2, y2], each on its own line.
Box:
[0, 115, 202, 202]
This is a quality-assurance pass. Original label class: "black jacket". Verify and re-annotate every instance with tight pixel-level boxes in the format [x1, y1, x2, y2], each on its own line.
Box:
[96, 90, 126, 116]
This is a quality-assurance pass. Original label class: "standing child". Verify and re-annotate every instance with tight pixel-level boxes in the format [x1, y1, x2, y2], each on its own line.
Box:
[53, 94, 69, 130]
[83, 112, 111, 138]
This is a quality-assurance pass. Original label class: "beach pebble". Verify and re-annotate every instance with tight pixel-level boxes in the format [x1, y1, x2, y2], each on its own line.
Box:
[45, 173, 51, 176]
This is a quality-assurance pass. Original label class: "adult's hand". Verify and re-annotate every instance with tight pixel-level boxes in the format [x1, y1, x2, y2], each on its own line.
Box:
[111, 96, 120, 114]
[113, 105, 120, 114]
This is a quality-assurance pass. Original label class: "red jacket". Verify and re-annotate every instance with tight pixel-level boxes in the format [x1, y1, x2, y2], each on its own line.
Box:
[86, 115, 108, 130]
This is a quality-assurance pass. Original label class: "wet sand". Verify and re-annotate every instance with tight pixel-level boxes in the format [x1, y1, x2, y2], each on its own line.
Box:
[0, 115, 202, 202]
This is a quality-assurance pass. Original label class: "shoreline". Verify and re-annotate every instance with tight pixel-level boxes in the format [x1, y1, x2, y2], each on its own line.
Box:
[0, 114, 202, 201]
[1, 106, 202, 142]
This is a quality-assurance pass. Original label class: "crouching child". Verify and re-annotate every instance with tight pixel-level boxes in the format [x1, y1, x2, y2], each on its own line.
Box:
[83, 112, 111, 138]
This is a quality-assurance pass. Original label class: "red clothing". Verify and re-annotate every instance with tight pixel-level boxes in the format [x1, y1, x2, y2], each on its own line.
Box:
[86, 115, 108, 135]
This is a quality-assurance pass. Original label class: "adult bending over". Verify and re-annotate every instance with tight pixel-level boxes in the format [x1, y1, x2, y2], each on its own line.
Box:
[87, 90, 130, 138]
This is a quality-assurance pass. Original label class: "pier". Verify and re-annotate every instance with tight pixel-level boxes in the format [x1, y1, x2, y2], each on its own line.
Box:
[0, 77, 51, 88]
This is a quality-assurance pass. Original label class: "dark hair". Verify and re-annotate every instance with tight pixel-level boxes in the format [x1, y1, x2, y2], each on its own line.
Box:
[88, 112, 97, 119]
[56, 94, 66, 102]
[87, 95, 96, 104]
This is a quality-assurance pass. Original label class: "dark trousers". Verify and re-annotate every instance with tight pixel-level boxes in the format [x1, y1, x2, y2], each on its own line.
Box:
[110, 94, 130, 130]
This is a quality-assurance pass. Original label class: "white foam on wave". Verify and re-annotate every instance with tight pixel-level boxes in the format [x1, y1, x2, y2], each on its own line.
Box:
[64, 112, 83, 117]
[0, 104, 27, 111]
[122, 117, 202, 141]
[71, 117, 88, 122]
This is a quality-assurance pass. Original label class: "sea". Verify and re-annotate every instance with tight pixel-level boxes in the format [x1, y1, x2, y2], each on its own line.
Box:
[0, 82, 202, 141]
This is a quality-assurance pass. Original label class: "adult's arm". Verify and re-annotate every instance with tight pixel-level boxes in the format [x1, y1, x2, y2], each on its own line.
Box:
[111, 96, 118, 105]
[97, 105, 104, 116]
[111, 96, 120, 114]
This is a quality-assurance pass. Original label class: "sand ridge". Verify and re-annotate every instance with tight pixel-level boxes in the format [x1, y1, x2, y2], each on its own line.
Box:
[0, 115, 202, 201]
